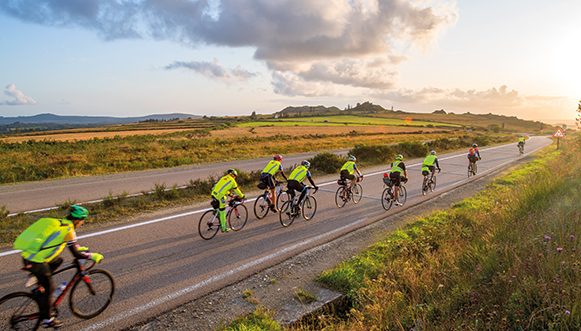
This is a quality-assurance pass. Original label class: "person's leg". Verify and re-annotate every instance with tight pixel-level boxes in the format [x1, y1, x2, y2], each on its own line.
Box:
[217, 196, 228, 231]
[24, 261, 53, 321]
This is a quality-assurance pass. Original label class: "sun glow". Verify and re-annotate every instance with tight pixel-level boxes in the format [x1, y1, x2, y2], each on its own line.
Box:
[550, 29, 581, 96]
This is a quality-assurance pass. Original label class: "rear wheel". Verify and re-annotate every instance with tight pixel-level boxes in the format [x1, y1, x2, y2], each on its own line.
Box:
[472, 163, 477, 175]
[229, 204, 248, 231]
[0, 292, 40, 331]
[335, 186, 348, 208]
[70, 269, 115, 319]
[430, 176, 437, 192]
[199, 210, 220, 240]
[468, 164, 473, 178]
[302, 196, 317, 220]
[279, 200, 297, 227]
[422, 177, 428, 196]
[351, 183, 363, 204]
[276, 191, 290, 211]
[398, 185, 408, 206]
[381, 188, 393, 211]
[253, 194, 269, 219]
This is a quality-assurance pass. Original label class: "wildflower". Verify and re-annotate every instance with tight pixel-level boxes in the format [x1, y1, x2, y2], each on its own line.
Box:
[539, 253, 543, 257]
[545, 236, 551, 240]
[571, 235, 575, 239]
[557, 248, 563, 252]
[566, 311, 571, 314]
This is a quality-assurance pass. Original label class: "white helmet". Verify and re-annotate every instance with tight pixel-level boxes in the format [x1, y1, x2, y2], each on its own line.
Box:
[349, 156, 356, 162]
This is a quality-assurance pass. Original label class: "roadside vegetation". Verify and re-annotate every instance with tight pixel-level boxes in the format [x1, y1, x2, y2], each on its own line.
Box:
[223, 136, 580, 330]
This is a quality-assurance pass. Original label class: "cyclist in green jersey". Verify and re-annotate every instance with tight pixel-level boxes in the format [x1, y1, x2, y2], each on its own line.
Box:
[287, 160, 318, 212]
[389, 154, 408, 206]
[259, 154, 288, 212]
[340, 156, 363, 191]
[17, 205, 103, 329]
[211, 169, 246, 232]
[422, 150, 441, 180]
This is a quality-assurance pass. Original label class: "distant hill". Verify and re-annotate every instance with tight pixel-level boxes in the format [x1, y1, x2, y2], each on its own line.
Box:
[0, 113, 202, 125]
[276, 105, 341, 116]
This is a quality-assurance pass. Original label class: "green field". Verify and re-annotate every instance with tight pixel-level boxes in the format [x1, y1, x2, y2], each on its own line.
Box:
[238, 115, 461, 128]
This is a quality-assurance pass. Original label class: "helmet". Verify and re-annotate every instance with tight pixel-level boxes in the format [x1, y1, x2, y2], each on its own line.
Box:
[430, 150, 436, 155]
[472, 143, 478, 147]
[349, 156, 356, 162]
[69, 205, 88, 220]
[227, 169, 238, 177]
[395, 154, 403, 160]
[274, 154, 282, 161]
[301, 160, 311, 168]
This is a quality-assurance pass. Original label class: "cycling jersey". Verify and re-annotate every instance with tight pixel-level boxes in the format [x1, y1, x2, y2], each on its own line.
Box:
[340, 161, 357, 174]
[469, 148, 479, 156]
[261, 160, 282, 175]
[289, 165, 311, 183]
[390, 160, 405, 173]
[20, 220, 75, 263]
[212, 174, 243, 199]
[422, 155, 438, 167]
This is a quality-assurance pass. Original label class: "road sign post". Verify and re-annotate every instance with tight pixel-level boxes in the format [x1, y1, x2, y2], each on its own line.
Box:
[553, 128, 565, 149]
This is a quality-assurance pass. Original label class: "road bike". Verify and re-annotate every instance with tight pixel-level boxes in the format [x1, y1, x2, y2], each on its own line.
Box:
[0, 257, 115, 330]
[199, 195, 248, 240]
[422, 172, 437, 196]
[335, 176, 363, 208]
[381, 175, 407, 211]
[279, 186, 318, 227]
[468, 159, 479, 178]
[254, 179, 287, 219]
[518, 143, 524, 155]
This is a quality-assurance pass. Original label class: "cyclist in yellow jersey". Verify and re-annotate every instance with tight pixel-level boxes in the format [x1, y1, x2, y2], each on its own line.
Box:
[259, 154, 288, 212]
[211, 169, 246, 232]
[517, 136, 525, 152]
[340, 156, 363, 191]
[389, 154, 408, 206]
[287, 160, 318, 212]
[422, 150, 441, 180]
[17, 205, 103, 329]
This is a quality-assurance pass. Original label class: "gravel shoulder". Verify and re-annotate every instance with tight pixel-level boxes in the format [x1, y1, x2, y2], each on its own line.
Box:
[123, 160, 521, 331]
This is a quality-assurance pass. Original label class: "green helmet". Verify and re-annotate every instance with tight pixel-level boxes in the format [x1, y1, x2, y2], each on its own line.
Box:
[395, 154, 403, 160]
[69, 205, 88, 220]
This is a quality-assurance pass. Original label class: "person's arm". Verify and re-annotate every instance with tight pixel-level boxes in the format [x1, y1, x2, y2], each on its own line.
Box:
[435, 159, 441, 171]
[279, 170, 288, 181]
[354, 164, 362, 176]
[307, 173, 317, 189]
[231, 182, 245, 199]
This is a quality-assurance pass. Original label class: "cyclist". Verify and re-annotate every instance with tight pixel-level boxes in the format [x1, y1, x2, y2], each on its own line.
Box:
[259, 154, 288, 212]
[287, 160, 318, 214]
[389, 154, 408, 206]
[211, 169, 246, 233]
[468, 143, 481, 169]
[340, 156, 363, 192]
[16, 205, 103, 329]
[517, 136, 525, 153]
[422, 150, 441, 181]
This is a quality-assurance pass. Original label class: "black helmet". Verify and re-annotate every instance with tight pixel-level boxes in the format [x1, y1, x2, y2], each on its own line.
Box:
[227, 169, 238, 177]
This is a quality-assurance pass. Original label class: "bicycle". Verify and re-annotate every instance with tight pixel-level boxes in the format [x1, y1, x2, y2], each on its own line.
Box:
[335, 176, 363, 208]
[381, 175, 407, 211]
[254, 180, 286, 219]
[421, 171, 437, 196]
[0, 257, 115, 330]
[279, 186, 318, 227]
[518, 143, 524, 155]
[468, 158, 479, 178]
[199, 195, 248, 240]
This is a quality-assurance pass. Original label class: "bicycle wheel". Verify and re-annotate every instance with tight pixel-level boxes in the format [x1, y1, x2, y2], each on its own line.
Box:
[0, 292, 40, 331]
[473, 163, 477, 175]
[430, 176, 437, 192]
[398, 185, 407, 206]
[302, 196, 317, 220]
[276, 190, 290, 211]
[381, 188, 393, 211]
[253, 194, 270, 219]
[228, 204, 248, 231]
[335, 186, 348, 208]
[351, 183, 363, 204]
[422, 177, 428, 196]
[468, 165, 473, 178]
[70, 269, 115, 319]
[279, 200, 297, 227]
[198, 210, 220, 240]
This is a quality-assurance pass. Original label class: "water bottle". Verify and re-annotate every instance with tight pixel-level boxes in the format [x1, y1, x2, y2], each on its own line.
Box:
[53, 282, 66, 298]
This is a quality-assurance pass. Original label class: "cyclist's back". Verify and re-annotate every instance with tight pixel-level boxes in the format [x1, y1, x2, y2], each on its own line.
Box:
[468, 144, 481, 166]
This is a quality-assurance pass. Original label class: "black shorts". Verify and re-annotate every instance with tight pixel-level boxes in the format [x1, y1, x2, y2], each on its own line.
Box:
[389, 172, 402, 187]
[422, 170, 430, 176]
[287, 179, 305, 196]
[340, 169, 355, 181]
[259, 173, 276, 189]
[468, 155, 478, 163]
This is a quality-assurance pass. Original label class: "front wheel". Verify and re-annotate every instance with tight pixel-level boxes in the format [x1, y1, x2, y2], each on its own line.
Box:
[0, 291, 40, 331]
[199, 210, 220, 240]
[398, 185, 408, 206]
[279, 200, 297, 227]
[381, 188, 393, 211]
[468, 164, 473, 178]
[302, 196, 317, 220]
[335, 187, 348, 208]
[69, 269, 115, 319]
[351, 183, 363, 204]
[253, 194, 270, 219]
[228, 204, 248, 231]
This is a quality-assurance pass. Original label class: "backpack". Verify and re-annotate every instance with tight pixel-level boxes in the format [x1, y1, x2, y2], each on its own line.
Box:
[13, 218, 63, 253]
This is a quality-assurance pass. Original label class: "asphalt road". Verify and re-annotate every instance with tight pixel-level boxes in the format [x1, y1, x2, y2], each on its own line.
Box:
[0, 137, 552, 330]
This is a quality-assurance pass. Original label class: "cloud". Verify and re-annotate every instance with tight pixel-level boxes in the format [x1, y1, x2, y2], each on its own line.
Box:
[164, 59, 257, 84]
[0, 0, 458, 95]
[0, 84, 37, 105]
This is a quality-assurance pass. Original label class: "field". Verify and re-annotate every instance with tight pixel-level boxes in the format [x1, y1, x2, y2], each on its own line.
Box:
[239, 115, 460, 128]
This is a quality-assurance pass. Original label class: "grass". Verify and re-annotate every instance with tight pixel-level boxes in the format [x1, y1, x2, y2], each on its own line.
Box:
[238, 115, 461, 128]
[223, 137, 581, 330]
[217, 307, 284, 331]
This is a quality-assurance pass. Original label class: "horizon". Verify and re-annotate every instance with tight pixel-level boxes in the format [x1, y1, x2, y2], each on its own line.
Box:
[0, 1, 579, 123]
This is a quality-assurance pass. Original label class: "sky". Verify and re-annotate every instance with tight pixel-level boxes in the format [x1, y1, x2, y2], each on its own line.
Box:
[0, 0, 579, 125]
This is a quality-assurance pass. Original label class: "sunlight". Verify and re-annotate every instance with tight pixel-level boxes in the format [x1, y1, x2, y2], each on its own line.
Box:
[550, 30, 581, 95]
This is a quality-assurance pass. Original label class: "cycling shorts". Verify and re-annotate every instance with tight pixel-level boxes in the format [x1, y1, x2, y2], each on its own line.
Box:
[389, 172, 402, 187]
[340, 169, 355, 181]
[259, 173, 276, 189]
[422, 170, 430, 176]
[468, 155, 479, 163]
[287, 179, 305, 196]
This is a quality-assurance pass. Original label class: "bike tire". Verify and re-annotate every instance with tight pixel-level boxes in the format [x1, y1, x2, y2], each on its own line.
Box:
[228, 204, 248, 231]
[253, 194, 269, 219]
[0, 291, 40, 331]
[279, 200, 296, 227]
[70, 269, 115, 319]
[430, 176, 436, 192]
[381, 188, 393, 211]
[351, 183, 363, 204]
[399, 185, 408, 205]
[198, 210, 220, 240]
[422, 177, 428, 196]
[335, 186, 348, 208]
[302, 196, 317, 220]
[468, 165, 473, 178]
[276, 191, 290, 211]
[473, 163, 477, 175]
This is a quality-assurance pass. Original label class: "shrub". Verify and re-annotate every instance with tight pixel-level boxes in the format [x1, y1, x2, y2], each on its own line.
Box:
[473, 135, 490, 146]
[350, 144, 396, 164]
[396, 141, 429, 158]
[308, 152, 346, 174]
